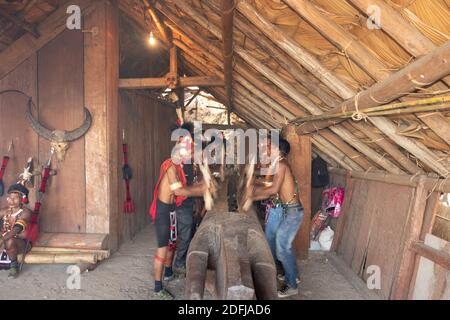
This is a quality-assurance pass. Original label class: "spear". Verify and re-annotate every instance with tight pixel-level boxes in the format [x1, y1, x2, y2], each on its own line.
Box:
[20, 148, 54, 271]
[0, 141, 13, 197]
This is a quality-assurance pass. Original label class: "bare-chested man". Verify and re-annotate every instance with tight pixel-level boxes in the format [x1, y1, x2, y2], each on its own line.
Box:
[244, 137, 303, 298]
[0, 183, 32, 278]
[149, 124, 206, 299]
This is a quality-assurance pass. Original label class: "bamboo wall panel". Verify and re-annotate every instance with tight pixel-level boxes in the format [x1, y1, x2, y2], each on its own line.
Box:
[118, 91, 176, 242]
[0, 57, 38, 208]
[333, 173, 414, 298]
[37, 30, 86, 233]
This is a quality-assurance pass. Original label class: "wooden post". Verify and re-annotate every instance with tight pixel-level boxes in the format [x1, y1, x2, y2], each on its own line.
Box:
[84, 1, 119, 250]
[392, 178, 427, 299]
[220, 0, 235, 123]
[285, 127, 311, 260]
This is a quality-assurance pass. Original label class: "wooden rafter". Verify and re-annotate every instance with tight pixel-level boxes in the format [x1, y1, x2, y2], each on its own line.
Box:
[119, 76, 224, 89]
[0, 9, 40, 38]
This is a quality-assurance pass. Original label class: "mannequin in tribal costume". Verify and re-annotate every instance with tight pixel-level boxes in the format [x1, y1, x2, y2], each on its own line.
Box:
[0, 184, 32, 278]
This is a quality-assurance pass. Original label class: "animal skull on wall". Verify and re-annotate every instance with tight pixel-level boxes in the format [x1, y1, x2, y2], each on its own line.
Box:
[26, 101, 92, 161]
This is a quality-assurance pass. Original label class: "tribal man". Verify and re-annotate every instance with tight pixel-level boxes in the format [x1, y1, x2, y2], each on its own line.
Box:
[0, 183, 32, 278]
[244, 136, 303, 298]
[149, 123, 206, 300]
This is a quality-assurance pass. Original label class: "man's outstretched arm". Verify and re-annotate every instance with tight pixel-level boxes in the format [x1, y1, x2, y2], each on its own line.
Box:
[167, 166, 206, 197]
[250, 164, 286, 201]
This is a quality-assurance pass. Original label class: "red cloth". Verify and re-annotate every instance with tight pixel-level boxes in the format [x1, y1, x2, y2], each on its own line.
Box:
[149, 159, 187, 223]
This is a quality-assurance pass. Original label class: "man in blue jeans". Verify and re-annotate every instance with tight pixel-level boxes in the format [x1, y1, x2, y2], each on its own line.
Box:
[245, 138, 303, 298]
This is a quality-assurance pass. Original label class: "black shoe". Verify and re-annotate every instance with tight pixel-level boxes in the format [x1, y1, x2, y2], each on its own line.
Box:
[277, 284, 298, 298]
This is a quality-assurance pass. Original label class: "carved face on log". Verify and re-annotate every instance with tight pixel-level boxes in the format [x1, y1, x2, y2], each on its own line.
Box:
[185, 170, 277, 300]
[25, 102, 92, 161]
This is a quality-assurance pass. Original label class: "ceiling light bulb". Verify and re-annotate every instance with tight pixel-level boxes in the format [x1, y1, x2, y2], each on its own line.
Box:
[149, 32, 156, 46]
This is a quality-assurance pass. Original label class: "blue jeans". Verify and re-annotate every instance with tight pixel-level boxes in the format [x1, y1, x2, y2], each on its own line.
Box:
[265, 204, 304, 288]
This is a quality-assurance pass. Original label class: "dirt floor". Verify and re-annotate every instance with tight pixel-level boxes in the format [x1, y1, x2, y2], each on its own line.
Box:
[0, 224, 374, 300]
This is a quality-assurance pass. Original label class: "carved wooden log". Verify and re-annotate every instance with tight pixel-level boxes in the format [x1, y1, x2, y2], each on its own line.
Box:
[185, 211, 277, 300]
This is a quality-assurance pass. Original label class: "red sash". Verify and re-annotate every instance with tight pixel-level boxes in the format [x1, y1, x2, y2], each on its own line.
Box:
[149, 159, 187, 223]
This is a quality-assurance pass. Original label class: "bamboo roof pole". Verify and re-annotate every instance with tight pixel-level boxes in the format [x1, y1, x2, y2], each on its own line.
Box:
[170, 0, 404, 174]
[283, 0, 450, 147]
[233, 1, 449, 176]
[202, 75, 277, 129]
[347, 122, 424, 175]
[282, 0, 390, 81]
[205, 85, 268, 129]
[200, 2, 419, 174]
[313, 135, 363, 171]
[162, 5, 373, 171]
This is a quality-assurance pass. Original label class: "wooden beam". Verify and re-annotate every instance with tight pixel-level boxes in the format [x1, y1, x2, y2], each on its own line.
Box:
[36, 233, 109, 250]
[0, 10, 40, 38]
[119, 76, 224, 89]
[285, 127, 312, 260]
[329, 167, 450, 193]
[143, 0, 170, 45]
[410, 242, 450, 270]
[220, 0, 235, 124]
[202, 123, 245, 130]
[0, 0, 96, 80]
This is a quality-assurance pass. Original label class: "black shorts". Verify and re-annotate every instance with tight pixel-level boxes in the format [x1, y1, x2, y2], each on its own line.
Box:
[154, 199, 175, 248]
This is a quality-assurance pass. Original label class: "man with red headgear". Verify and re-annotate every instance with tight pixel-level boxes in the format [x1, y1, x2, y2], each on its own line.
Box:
[149, 122, 206, 299]
[0, 183, 32, 278]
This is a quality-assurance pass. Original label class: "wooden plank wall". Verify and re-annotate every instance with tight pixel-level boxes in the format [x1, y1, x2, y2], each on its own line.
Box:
[0, 29, 87, 234]
[330, 173, 415, 299]
[117, 91, 176, 243]
[0, 56, 38, 208]
[38, 29, 86, 233]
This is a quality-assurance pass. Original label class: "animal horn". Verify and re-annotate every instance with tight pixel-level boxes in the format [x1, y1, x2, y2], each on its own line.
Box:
[63, 107, 92, 142]
[25, 99, 53, 141]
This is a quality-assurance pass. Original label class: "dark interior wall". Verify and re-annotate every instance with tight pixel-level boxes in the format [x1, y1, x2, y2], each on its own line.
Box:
[331, 173, 415, 299]
[0, 29, 86, 233]
[117, 91, 176, 243]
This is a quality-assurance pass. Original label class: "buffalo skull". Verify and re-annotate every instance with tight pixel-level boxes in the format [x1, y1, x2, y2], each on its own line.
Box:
[26, 101, 92, 161]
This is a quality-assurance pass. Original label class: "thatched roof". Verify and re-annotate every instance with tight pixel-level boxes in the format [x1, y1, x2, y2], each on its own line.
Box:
[2, 0, 450, 178]
[119, 0, 450, 178]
